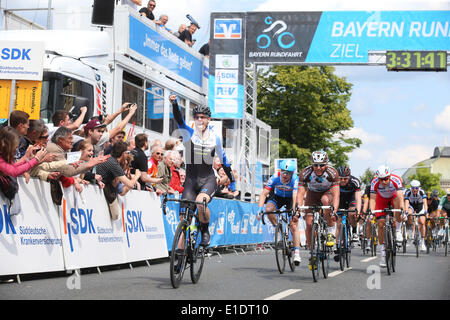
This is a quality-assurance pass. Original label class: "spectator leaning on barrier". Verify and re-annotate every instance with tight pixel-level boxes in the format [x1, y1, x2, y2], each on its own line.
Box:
[74, 103, 137, 156]
[130, 133, 162, 191]
[77, 140, 105, 189]
[178, 23, 198, 47]
[9, 110, 30, 161]
[169, 150, 184, 194]
[155, 150, 176, 196]
[96, 141, 141, 219]
[103, 130, 126, 155]
[147, 144, 164, 183]
[139, 0, 156, 22]
[157, 14, 172, 33]
[173, 24, 186, 38]
[199, 40, 210, 58]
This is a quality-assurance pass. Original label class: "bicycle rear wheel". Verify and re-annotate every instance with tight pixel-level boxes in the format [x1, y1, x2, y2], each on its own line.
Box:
[190, 231, 205, 284]
[275, 223, 286, 274]
[426, 226, 432, 254]
[286, 237, 296, 272]
[170, 220, 188, 288]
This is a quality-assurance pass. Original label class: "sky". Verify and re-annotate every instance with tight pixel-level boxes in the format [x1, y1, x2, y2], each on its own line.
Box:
[2, 0, 450, 179]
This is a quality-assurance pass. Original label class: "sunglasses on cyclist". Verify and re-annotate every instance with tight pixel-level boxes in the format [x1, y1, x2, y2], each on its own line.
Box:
[411, 187, 419, 190]
[281, 170, 293, 176]
[379, 176, 390, 181]
[313, 164, 326, 168]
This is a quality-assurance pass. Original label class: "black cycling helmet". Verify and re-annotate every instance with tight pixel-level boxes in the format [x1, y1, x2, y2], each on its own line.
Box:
[193, 105, 211, 118]
[337, 165, 351, 177]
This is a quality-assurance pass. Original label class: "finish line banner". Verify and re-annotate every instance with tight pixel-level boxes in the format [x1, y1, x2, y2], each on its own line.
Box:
[243, 11, 450, 64]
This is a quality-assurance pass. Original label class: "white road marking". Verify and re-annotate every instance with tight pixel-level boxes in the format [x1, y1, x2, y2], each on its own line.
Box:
[328, 267, 352, 278]
[361, 256, 377, 263]
[264, 289, 302, 300]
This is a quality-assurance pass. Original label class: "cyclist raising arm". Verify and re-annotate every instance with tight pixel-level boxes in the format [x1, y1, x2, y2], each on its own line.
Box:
[257, 159, 301, 265]
[169, 95, 234, 247]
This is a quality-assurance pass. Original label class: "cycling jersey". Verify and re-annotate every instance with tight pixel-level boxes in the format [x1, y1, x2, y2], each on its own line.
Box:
[298, 165, 339, 193]
[438, 196, 450, 213]
[339, 175, 361, 209]
[370, 174, 404, 199]
[264, 172, 299, 198]
[405, 187, 427, 213]
[172, 100, 233, 206]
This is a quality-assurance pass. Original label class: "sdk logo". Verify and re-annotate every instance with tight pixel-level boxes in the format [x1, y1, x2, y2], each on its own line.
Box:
[0, 204, 16, 235]
[63, 201, 95, 252]
[256, 16, 296, 49]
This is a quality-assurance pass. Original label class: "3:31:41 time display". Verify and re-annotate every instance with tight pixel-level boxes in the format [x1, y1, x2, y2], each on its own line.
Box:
[386, 51, 447, 71]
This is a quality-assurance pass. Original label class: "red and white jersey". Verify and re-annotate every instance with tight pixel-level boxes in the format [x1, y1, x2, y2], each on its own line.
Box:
[370, 174, 404, 199]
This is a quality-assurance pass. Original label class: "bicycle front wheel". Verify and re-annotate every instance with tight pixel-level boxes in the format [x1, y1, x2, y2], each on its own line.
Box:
[445, 226, 449, 257]
[384, 225, 393, 275]
[190, 244, 205, 284]
[346, 223, 351, 268]
[310, 223, 320, 282]
[275, 223, 286, 274]
[170, 220, 189, 288]
[339, 223, 345, 271]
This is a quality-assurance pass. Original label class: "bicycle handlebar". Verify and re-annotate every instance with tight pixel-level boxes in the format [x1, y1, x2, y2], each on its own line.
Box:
[260, 209, 293, 225]
[161, 195, 207, 215]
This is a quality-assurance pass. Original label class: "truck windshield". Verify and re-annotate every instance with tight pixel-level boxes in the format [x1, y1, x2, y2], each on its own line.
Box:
[40, 72, 94, 125]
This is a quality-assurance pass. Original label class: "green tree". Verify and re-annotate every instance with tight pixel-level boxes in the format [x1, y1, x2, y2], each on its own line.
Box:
[360, 167, 376, 187]
[405, 162, 442, 193]
[257, 65, 361, 169]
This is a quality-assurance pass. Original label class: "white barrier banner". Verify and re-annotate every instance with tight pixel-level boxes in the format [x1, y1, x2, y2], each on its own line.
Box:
[119, 191, 168, 262]
[0, 178, 64, 276]
[60, 184, 127, 270]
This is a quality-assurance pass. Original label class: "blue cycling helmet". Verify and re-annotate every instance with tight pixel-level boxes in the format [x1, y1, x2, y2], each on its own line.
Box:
[280, 159, 296, 172]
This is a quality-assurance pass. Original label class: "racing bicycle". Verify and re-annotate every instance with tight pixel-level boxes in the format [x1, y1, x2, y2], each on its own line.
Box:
[162, 195, 207, 289]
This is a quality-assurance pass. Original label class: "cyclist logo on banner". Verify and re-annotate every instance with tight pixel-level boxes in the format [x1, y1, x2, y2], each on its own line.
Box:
[256, 16, 296, 49]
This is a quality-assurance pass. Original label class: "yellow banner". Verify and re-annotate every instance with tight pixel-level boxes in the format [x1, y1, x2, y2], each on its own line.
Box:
[14, 80, 42, 120]
[0, 80, 12, 119]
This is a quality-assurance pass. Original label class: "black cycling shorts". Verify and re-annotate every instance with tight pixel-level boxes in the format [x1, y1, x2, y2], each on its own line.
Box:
[267, 194, 293, 210]
[181, 175, 217, 211]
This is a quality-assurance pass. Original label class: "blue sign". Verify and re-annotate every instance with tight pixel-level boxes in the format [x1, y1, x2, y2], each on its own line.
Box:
[214, 18, 242, 39]
[129, 16, 203, 87]
[161, 195, 273, 250]
[306, 11, 450, 63]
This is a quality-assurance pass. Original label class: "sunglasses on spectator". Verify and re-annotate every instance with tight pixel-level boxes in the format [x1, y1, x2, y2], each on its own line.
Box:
[39, 135, 49, 139]
[155, 152, 163, 156]
[379, 176, 390, 181]
[149, 4, 155, 7]
[313, 164, 326, 168]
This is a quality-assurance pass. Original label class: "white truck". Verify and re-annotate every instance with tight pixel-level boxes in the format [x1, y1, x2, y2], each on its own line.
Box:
[0, 4, 272, 195]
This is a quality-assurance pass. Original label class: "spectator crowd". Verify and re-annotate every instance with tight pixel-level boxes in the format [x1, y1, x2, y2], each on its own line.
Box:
[126, 0, 209, 56]
[0, 101, 238, 218]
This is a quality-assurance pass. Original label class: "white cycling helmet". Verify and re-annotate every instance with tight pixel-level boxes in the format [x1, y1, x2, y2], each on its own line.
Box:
[376, 165, 391, 178]
[410, 180, 420, 188]
[311, 150, 329, 164]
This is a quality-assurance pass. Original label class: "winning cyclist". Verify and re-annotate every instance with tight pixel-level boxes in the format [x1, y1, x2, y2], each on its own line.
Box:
[335, 166, 362, 255]
[404, 180, 428, 252]
[170, 95, 234, 247]
[369, 165, 405, 267]
[297, 150, 340, 270]
[257, 159, 300, 265]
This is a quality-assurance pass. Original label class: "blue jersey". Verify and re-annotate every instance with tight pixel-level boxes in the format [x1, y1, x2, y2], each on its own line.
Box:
[264, 172, 299, 198]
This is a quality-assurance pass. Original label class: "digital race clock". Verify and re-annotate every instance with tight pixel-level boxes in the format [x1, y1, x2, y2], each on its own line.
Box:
[386, 51, 447, 71]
